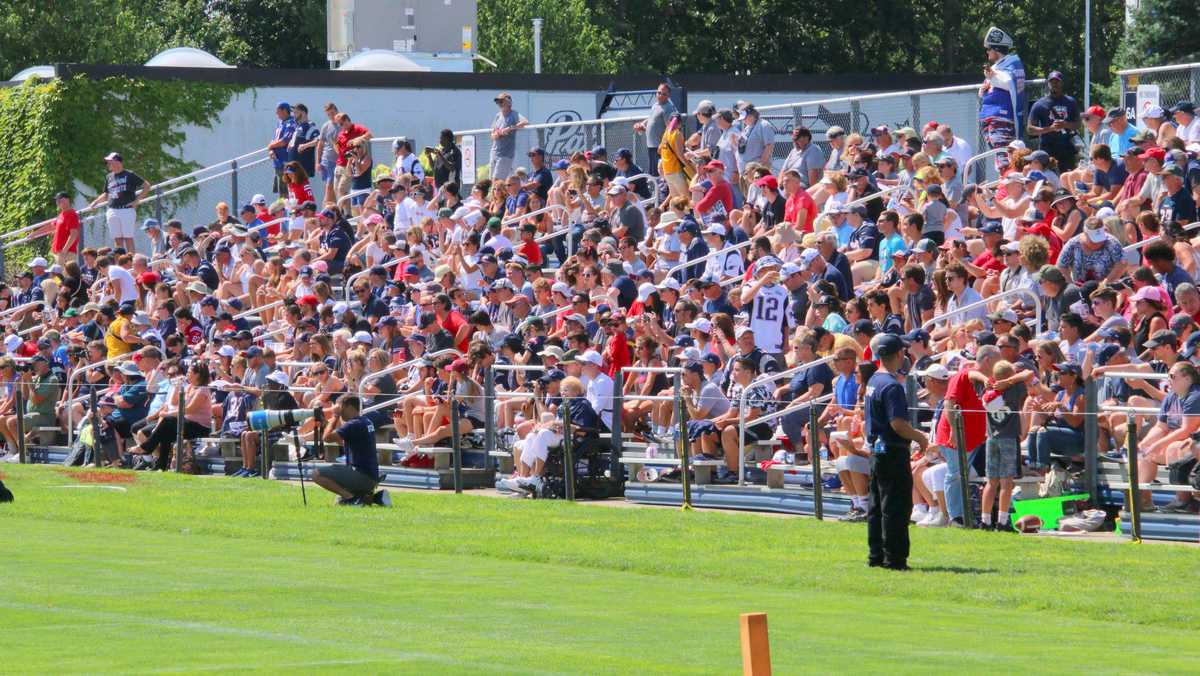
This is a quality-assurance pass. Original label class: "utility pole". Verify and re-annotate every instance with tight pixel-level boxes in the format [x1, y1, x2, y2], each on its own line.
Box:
[532, 18, 543, 74]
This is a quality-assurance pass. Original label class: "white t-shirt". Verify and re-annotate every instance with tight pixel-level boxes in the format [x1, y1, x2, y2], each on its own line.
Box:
[586, 372, 615, 431]
[704, 249, 744, 279]
[945, 135, 973, 170]
[108, 265, 137, 303]
[483, 233, 513, 253]
[748, 284, 793, 353]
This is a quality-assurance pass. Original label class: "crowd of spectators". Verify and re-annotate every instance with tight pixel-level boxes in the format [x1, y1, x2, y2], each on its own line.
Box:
[5, 72, 1200, 516]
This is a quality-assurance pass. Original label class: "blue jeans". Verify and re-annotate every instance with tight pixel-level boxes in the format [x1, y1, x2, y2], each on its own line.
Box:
[780, 407, 812, 451]
[941, 442, 983, 520]
[1027, 425, 1083, 470]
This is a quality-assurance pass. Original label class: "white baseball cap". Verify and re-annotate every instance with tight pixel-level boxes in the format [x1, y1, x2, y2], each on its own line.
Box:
[551, 282, 572, 296]
[702, 224, 727, 237]
[4, 335, 22, 353]
[266, 370, 290, 386]
[30, 257, 48, 268]
[251, 193, 268, 205]
[685, 318, 712, 333]
[637, 282, 657, 302]
[579, 350, 603, 367]
[217, 345, 236, 358]
[332, 302, 349, 315]
[917, 364, 951, 380]
[352, 330, 374, 344]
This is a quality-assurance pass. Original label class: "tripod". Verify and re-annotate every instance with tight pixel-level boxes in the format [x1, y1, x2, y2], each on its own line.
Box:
[291, 425, 308, 507]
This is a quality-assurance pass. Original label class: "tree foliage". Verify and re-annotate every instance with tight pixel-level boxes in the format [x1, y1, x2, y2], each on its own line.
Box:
[476, 0, 621, 74]
[1115, 0, 1200, 69]
[0, 77, 237, 259]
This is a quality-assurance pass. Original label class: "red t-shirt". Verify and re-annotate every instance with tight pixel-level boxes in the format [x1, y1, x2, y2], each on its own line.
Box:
[973, 250, 1006, 273]
[440, 310, 468, 352]
[336, 124, 370, 167]
[288, 181, 314, 204]
[518, 239, 543, 267]
[51, 209, 80, 254]
[785, 190, 817, 232]
[695, 180, 734, 215]
[1024, 220, 1062, 263]
[934, 367, 986, 451]
[604, 330, 631, 379]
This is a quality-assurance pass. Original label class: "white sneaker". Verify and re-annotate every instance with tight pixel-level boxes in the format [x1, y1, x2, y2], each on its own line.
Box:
[395, 438, 414, 453]
[911, 505, 929, 523]
[923, 512, 949, 528]
[373, 489, 392, 507]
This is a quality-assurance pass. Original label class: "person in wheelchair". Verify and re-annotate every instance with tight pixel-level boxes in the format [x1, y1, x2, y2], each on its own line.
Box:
[501, 376, 600, 496]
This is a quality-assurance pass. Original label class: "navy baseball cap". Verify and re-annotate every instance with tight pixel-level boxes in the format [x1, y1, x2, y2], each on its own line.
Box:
[589, 145, 607, 157]
[851, 319, 876, 335]
[702, 353, 722, 366]
[903, 328, 930, 344]
[870, 333, 906, 358]
[615, 148, 633, 160]
[684, 360, 704, 375]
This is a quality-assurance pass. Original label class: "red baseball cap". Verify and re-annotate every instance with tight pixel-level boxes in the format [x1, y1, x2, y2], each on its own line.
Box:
[1139, 147, 1167, 162]
[754, 175, 779, 191]
[298, 294, 319, 306]
[922, 121, 940, 134]
[137, 271, 160, 285]
[704, 160, 725, 172]
[1083, 105, 1106, 119]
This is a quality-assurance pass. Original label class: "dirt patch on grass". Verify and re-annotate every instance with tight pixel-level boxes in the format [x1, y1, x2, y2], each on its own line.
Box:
[56, 469, 136, 484]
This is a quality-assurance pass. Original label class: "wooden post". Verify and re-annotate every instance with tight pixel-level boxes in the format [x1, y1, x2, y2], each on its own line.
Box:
[739, 612, 771, 676]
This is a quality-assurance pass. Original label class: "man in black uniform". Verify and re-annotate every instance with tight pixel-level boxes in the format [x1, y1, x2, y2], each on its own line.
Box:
[863, 334, 928, 570]
[314, 395, 390, 507]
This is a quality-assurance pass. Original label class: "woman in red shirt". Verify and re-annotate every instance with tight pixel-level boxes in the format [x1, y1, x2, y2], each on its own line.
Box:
[282, 161, 315, 205]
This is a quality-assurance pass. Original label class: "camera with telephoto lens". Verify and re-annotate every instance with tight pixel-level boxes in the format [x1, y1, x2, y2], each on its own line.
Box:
[249, 408, 317, 432]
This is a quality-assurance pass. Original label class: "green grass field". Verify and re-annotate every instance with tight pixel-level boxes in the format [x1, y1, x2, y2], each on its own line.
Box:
[2, 464, 1198, 674]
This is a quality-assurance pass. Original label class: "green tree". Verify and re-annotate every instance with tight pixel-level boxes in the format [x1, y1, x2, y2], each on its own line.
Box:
[477, 0, 621, 74]
[1114, 0, 1200, 69]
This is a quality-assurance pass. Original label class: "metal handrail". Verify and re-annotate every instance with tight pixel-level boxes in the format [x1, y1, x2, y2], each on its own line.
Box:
[921, 286, 1042, 335]
[501, 203, 569, 227]
[65, 352, 137, 444]
[1100, 371, 1169, 380]
[962, 148, 1003, 183]
[1122, 221, 1200, 253]
[344, 258, 402, 301]
[1116, 62, 1200, 76]
[359, 348, 463, 415]
[664, 238, 753, 281]
[0, 300, 43, 320]
[536, 305, 572, 323]
[234, 299, 284, 320]
[843, 184, 906, 209]
[336, 189, 373, 211]
[755, 78, 1046, 114]
[738, 355, 834, 486]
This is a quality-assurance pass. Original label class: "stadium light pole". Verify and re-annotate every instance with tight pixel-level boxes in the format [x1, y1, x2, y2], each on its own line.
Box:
[532, 18, 543, 74]
[1084, 0, 1091, 112]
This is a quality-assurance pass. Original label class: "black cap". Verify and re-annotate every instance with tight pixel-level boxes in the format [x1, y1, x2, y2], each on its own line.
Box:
[1144, 329, 1178, 349]
[851, 318, 876, 336]
[118, 301, 136, 315]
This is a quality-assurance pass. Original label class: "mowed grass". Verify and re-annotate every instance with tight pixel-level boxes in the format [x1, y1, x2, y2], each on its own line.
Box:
[1, 465, 1198, 674]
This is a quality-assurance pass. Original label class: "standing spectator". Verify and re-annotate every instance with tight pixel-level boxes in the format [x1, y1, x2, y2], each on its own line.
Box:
[736, 106, 775, 181]
[1027, 70, 1081, 170]
[937, 125, 973, 173]
[88, 152, 148, 253]
[781, 127, 824, 188]
[315, 102, 340, 205]
[430, 129, 462, 187]
[685, 99, 721, 166]
[334, 113, 372, 205]
[287, 103, 320, 179]
[489, 92, 527, 181]
[978, 27, 1026, 170]
[267, 102, 296, 198]
[47, 191, 80, 266]
[659, 113, 693, 200]
[392, 137, 424, 180]
[632, 82, 677, 177]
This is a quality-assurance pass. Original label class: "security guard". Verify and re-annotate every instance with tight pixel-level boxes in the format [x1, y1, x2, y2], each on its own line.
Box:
[863, 334, 928, 570]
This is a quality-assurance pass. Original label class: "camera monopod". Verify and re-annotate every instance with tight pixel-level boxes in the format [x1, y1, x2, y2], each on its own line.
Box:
[249, 407, 319, 506]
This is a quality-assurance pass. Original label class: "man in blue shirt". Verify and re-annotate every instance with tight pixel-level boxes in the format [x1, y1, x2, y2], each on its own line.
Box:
[1027, 70, 1081, 170]
[287, 103, 320, 177]
[267, 101, 295, 198]
[1158, 164, 1197, 229]
[314, 395, 388, 507]
[863, 334, 928, 570]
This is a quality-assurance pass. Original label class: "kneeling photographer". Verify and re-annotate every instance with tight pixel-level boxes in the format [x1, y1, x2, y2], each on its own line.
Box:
[314, 394, 389, 507]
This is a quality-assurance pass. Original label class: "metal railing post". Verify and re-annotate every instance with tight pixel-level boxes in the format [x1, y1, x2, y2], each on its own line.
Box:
[950, 405, 974, 528]
[174, 385, 185, 473]
[260, 429, 269, 479]
[675, 372, 692, 510]
[230, 159, 239, 209]
[1082, 378, 1099, 507]
[1125, 411, 1141, 542]
[809, 404, 823, 520]
[561, 402, 575, 501]
[14, 387, 26, 465]
[449, 389, 462, 493]
[483, 367, 496, 470]
[611, 369, 624, 480]
[154, 186, 163, 226]
[87, 385, 102, 466]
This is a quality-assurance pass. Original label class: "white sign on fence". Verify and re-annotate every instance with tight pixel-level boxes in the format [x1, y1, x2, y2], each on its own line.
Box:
[460, 133, 476, 186]
[1136, 85, 1160, 126]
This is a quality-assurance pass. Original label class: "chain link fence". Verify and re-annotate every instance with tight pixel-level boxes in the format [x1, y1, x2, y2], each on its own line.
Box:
[1119, 62, 1200, 124]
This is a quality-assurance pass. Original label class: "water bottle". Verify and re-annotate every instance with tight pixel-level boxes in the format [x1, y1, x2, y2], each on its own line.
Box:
[645, 443, 659, 459]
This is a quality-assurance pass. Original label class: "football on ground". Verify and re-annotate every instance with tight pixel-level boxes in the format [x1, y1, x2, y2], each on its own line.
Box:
[2, 464, 1198, 673]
